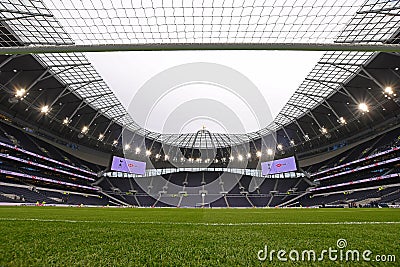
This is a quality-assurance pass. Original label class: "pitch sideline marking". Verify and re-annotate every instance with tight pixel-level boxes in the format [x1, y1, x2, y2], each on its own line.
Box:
[0, 217, 399, 226]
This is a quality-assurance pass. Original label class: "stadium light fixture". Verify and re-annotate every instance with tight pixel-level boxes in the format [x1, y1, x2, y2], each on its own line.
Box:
[98, 133, 104, 141]
[320, 127, 328, 134]
[383, 86, 396, 99]
[155, 154, 161, 159]
[277, 144, 283, 151]
[180, 157, 185, 162]
[238, 154, 243, 161]
[40, 105, 49, 114]
[358, 103, 369, 113]
[246, 153, 251, 159]
[256, 151, 262, 157]
[15, 88, 26, 98]
[338, 117, 346, 125]
[229, 155, 234, 161]
[384, 86, 394, 95]
[124, 144, 130, 150]
[63, 117, 69, 125]
[267, 148, 273, 155]
[135, 147, 141, 154]
[112, 140, 118, 146]
[145, 150, 151, 156]
[81, 125, 89, 134]
[164, 155, 169, 160]
[290, 140, 295, 146]
[214, 159, 219, 163]
[304, 134, 310, 141]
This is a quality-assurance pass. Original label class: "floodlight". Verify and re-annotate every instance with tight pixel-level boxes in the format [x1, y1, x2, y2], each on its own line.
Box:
[40, 105, 49, 114]
[15, 88, 26, 98]
[358, 103, 369, 112]
[81, 125, 89, 134]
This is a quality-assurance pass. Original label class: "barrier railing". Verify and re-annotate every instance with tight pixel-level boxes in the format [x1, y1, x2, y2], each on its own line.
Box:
[0, 169, 98, 190]
[0, 153, 95, 181]
[0, 141, 97, 176]
[311, 147, 399, 177]
[310, 173, 400, 192]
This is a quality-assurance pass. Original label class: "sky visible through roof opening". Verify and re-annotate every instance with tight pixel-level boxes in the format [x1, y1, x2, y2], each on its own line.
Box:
[37, 0, 366, 134]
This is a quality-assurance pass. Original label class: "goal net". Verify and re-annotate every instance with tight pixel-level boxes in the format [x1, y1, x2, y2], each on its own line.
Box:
[1, 0, 400, 53]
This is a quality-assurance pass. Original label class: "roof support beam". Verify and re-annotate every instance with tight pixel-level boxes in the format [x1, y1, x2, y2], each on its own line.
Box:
[317, 61, 363, 66]
[360, 67, 387, 111]
[356, 5, 400, 15]
[46, 63, 92, 68]
[339, 84, 359, 104]
[294, 120, 307, 139]
[281, 112, 297, 119]
[49, 86, 69, 109]
[319, 62, 370, 79]
[2, 43, 400, 54]
[360, 66, 385, 88]
[323, 99, 341, 121]
[385, 52, 400, 57]
[305, 78, 340, 84]
[275, 121, 292, 142]
[0, 54, 19, 69]
[10, 68, 49, 109]
[288, 102, 309, 113]
[24, 91, 44, 112]
[65, 79, 103, 86]
[25, 68, 49, 94]
[67, 101, 88, 122]
[87, 111, 103, 128]
[38, 65, 80, 82]
[307, 111, 322, 129]
[0, 8, 54, 18]
[57, 79, 103, 99]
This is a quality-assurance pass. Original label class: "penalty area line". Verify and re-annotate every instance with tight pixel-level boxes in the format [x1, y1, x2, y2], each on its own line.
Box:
[0, 218, 399, 226]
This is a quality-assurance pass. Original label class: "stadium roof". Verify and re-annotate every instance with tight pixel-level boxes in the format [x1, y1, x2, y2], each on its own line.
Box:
[1, 0, 400, 148]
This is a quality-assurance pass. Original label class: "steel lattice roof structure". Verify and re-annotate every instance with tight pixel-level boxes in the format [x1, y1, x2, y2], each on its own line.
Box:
[1, 0, 400, 150]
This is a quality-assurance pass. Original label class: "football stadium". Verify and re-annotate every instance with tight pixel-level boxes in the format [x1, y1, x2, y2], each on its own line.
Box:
[0, 0, 400, 266]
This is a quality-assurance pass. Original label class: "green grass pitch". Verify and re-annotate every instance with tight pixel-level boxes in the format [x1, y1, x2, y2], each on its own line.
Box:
[0, 206, 399, 266]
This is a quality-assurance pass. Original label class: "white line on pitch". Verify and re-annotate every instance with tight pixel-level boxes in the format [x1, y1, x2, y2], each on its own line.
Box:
[0, 218, 399, 226]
